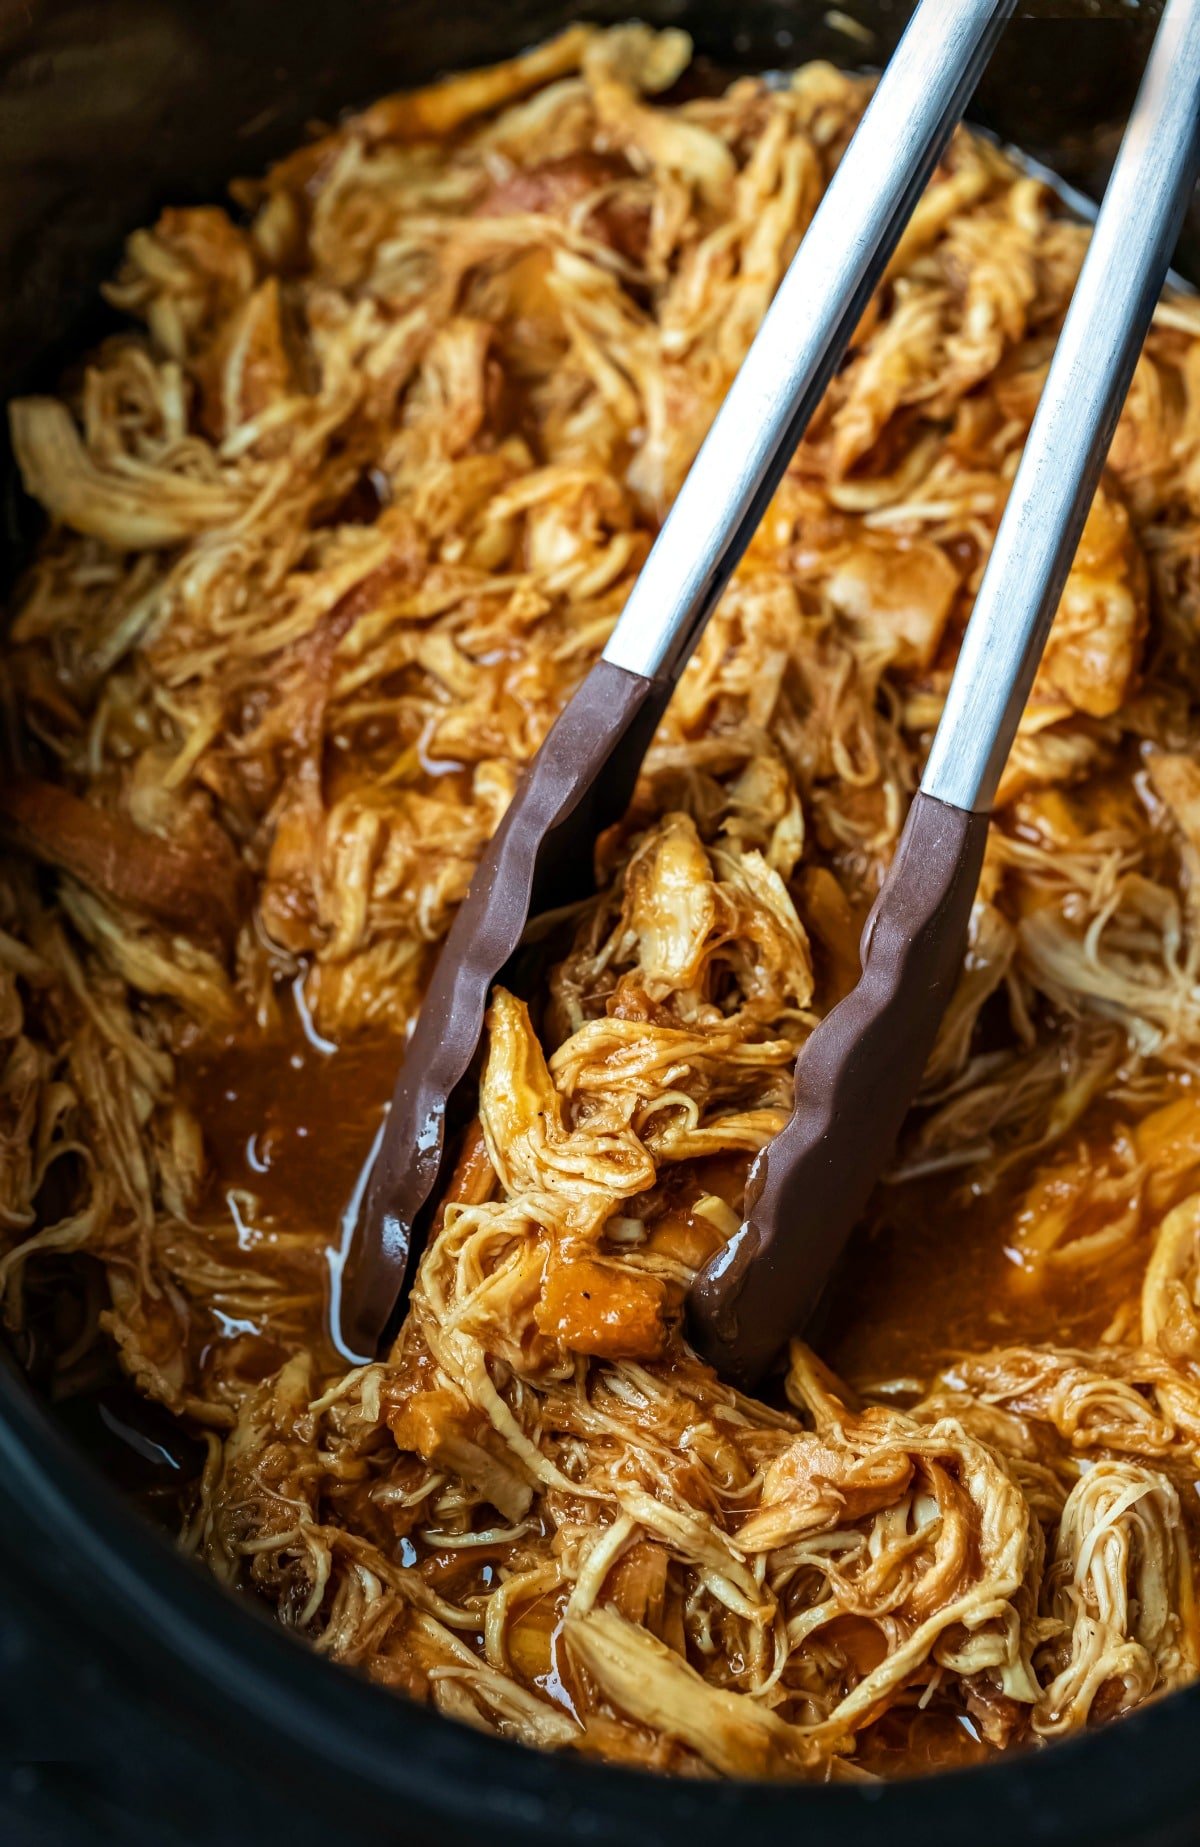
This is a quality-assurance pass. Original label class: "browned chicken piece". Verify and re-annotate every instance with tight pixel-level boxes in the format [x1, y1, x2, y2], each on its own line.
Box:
[10, 397, 249, 548]
[105, 203, 257, 356]
[1033, 1460, 1198, 1735]
[796, 865, 863, 1007]
[480, 154, 651, 265]
[536, 1254, 669, 1360]
[1142, 1190, 1200, 1360]
[193, 276, 304, 447]
[0, 778, 244, 952]
[388, 1381, 533, 1525]
[1147, 750, 1200, 855]
[1033, 481, 1149, 718]
[605, 1539, 671, 1632]
[353, 26, 596, 142]
[432, 1117, 497, 1223]
[822, 532, 962, 673]
[737, 1424, 915, 1550]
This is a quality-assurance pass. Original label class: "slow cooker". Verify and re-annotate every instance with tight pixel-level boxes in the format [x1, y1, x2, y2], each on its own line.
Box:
[2, 3, 1199, 1842]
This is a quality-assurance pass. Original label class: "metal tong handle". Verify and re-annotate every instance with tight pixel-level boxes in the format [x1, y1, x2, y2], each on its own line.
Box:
[923, 0, 1200, 814]
[689, 0, 1200, 1389]
[603, 0, 1015, 685]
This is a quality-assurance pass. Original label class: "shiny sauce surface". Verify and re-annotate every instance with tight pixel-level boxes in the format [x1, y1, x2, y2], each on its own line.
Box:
[180, 985, 1123, 1398]
[181, 990, 400, 1375]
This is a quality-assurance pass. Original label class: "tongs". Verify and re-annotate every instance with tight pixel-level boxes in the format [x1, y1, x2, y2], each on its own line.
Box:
[338, 0, 1200, 1378]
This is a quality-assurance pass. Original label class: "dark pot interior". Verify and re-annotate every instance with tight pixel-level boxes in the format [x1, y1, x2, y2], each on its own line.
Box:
[1, 4, 1197, 1843]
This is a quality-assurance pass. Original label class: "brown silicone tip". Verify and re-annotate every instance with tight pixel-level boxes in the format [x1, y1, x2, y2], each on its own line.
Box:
[687, 791, 989, 1389]
[336, 657, 668, 1360]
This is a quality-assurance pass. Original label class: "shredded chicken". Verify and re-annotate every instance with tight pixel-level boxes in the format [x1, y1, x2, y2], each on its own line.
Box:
[4, 26, 1200, 1782]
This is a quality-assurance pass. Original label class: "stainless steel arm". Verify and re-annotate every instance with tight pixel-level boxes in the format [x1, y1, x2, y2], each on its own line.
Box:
[921, 0, 1200, 814]
[601, 0, 1013, 684]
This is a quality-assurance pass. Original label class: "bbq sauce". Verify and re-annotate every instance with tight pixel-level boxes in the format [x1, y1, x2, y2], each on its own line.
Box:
[181, 982, 400, 1372]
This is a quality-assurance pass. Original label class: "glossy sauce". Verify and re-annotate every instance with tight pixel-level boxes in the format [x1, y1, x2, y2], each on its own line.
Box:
[181, 983, 401, 1371]
[824, 1151, 1135, 1391]
[180, 984, 1130, 1398]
